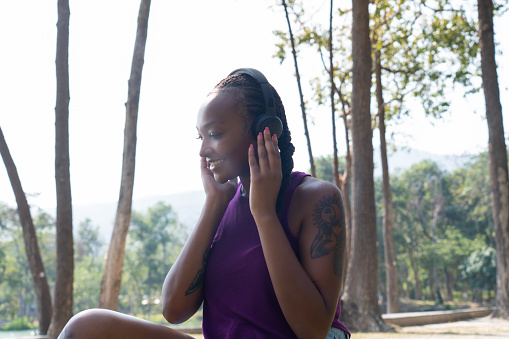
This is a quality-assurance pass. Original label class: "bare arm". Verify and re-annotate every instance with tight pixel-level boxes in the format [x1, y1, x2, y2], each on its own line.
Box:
[248, 129, 345, 339]
[161, 158, 236, 324]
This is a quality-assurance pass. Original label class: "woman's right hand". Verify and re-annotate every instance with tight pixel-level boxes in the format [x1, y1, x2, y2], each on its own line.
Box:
[200, 157, 237, 206]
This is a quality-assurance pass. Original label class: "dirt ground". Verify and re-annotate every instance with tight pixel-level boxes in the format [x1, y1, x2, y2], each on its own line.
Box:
[185, 316, 509, 339]
[352, 316, 509, 338]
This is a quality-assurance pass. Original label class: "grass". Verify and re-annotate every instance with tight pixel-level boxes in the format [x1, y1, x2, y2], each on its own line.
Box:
[0, 317, 37, 331]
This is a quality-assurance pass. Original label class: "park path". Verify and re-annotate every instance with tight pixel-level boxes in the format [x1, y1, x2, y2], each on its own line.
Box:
[187, 316, 509, 338]
[353, 316, 509, 338]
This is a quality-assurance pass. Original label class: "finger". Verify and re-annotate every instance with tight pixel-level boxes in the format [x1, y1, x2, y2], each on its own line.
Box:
[272, 132, 278, 149]
[264, 128, 280, 171]
[248, 143, 260, 175]
[200, 158, 215, 182]
[201, 157, 210, 173]
[257, 131, 268, 172]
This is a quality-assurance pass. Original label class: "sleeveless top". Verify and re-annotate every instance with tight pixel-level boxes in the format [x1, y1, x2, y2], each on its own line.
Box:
[202, 171, 350, 338]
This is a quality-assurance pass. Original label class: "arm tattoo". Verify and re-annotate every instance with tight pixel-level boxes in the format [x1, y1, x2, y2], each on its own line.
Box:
[185, 248, 211, 296]
[310, 194, 346, 277]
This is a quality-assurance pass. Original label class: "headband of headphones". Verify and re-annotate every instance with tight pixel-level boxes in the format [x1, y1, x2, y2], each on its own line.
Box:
[228, 68, 283, 138]
[228, 68, 276, 117]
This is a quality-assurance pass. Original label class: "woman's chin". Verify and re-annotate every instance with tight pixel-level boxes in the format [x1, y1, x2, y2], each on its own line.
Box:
[213, 172, 236, 184]
[213, 172, 228, 184]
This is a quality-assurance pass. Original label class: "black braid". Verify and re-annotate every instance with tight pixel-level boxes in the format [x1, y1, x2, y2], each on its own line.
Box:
[212, 73, 295, 213]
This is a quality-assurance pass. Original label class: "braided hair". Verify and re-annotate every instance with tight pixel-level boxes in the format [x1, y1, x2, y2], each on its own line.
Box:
[211, 72, 295, 213]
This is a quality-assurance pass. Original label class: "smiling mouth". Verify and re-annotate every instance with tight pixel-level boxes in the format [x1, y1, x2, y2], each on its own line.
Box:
[208, 159, 225, 169]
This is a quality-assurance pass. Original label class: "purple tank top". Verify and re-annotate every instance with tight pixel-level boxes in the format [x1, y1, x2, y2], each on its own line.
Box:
[202, 171, 349, 338]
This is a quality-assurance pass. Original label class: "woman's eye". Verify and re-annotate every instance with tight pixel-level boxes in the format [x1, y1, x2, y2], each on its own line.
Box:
[196, 134, 203, 140]
[209, 132, 221, 138]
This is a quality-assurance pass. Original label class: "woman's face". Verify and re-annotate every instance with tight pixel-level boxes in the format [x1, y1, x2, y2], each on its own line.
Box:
[196, 92, 255, 184]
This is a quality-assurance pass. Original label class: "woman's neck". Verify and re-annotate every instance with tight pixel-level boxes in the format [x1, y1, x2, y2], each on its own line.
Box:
[239, 174, 250, 197]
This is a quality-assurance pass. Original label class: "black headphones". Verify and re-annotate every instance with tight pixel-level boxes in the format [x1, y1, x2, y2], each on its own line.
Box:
[228, 68, 283, 138]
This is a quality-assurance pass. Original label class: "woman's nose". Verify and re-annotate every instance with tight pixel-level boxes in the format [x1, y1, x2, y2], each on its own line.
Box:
[199, 141, 211, 158]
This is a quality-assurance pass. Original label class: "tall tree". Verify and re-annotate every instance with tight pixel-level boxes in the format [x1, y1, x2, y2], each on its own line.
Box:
[0, 127, 53, 334]
[341, 0, 390, 331]
[279, 0, 315, 177]
[374, 46, 399, 313]
[370, 0, 479, 311]
[328, 0, 339, 189]
[99, 0, 151, 310]
[477, 0, 509, 318]
[47, 0, 73, 337]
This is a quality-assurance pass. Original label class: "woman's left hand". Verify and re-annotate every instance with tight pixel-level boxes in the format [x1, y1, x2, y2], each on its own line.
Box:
[248, 127, 282, 219]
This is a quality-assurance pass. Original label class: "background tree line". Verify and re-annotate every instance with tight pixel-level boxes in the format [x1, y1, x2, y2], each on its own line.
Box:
[0, 202, 186, 324]
[274, 0, 508, 330]
[315, 153, 496, 305]
[0, 153, 497, 326]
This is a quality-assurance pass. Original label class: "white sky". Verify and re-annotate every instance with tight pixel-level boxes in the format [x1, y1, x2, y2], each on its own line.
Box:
[0, 0, 508, 209]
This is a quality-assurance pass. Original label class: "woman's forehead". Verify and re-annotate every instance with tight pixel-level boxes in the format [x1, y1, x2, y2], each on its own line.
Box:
[197, 92, 241, 127]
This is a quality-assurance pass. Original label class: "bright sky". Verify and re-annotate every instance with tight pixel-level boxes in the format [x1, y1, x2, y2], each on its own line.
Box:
[0, 0, 508, 209]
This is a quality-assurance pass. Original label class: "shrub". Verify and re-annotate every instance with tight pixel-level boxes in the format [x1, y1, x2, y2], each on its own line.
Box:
[0, 316, 36, 331]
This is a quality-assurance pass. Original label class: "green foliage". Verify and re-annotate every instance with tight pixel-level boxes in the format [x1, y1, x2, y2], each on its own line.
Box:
[119, 202, 187, 317]
[73, 257, 103, 314]
[459, 247, 497, 291]
[0, 316, 36, 330]
[0, 204, 41, 321]
[374, 153, 499, 302]
[442, 152, 493, 242]
[313, 155, 346, 184]
[75, 218, 103, 262]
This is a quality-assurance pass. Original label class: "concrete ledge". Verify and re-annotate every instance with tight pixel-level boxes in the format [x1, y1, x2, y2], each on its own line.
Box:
[382, 307, 495, 327]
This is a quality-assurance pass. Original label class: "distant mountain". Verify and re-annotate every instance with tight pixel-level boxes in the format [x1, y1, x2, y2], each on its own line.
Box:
[44, 149, 473, 243]
[373, 148, 473, 177]
[47, 190, 205, 243]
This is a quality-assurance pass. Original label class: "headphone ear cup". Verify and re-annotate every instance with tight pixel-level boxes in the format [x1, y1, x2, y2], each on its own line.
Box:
[252, 115, 283, 139]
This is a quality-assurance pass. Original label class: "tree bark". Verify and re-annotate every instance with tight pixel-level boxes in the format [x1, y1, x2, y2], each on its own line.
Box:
[47, 1, 73, 337]
[478, 0, 509, 319]
[99, 0, 151, 310]
[337, 83, 352, 290]
[0, 127, 53, 334]
[375, 49, 399, 314]
[429, 267, 436, 301]
[445, 268, 454, 301]
[329, 0, 340, 189]
[282, 0, 315, 177]
[408, 246, 421, 300]
[341, 0, 390, 331]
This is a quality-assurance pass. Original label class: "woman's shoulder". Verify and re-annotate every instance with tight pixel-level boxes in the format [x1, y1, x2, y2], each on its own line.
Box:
[295, 175, 341, 197]
[290, 175, 342, 216]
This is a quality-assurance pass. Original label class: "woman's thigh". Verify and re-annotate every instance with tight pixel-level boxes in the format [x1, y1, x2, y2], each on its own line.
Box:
[58, 309, 195, 339]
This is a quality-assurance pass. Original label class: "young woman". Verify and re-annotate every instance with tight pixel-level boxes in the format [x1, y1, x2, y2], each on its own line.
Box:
[58, 69, 350, 339]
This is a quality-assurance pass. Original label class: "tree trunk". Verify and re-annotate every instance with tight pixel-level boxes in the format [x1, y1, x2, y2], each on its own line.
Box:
[282, 0, 315, 177]
[478, 0, 509, 319]
[341, 0, 390, 331]
[329, 0, 340, 189]
[375, 49, 399, 314]
[99, 0, 151, 310]
[445, 268, 454, 301]
[429, 268, 436, 301]
[0, 127, 53, 334]
[47, 1, 73, 337]
[337, 84, 352, 290]
[409, 245, 421, 300]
